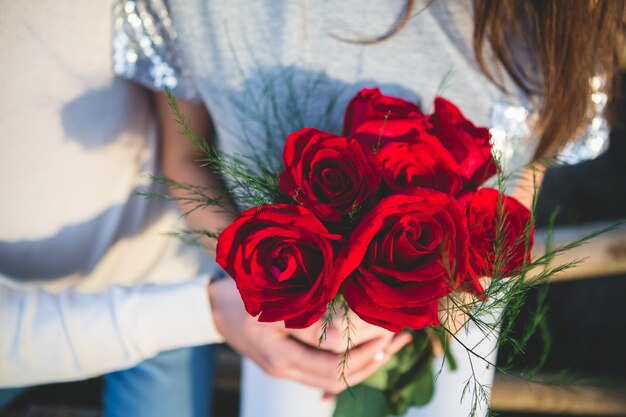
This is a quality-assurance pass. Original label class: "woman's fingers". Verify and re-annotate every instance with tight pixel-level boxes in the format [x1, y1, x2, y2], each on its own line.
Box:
[281, 332, 412, 394]
[339, 332, 412, 390]
[286, 311, 395, 353]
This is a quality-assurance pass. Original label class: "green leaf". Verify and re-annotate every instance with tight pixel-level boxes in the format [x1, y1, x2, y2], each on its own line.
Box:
[437, 330, 458, 371]
[333, 354, 434, 417]
[334, 331, 435, 416]
[333, 385, 389, 417]
[393, 355, 434, 414]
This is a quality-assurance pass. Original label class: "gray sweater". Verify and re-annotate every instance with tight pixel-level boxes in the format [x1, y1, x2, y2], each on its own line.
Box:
[114, 0, 538, 179]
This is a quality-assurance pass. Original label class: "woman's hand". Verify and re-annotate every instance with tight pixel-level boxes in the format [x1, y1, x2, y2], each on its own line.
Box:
[208, 279, 412, 394]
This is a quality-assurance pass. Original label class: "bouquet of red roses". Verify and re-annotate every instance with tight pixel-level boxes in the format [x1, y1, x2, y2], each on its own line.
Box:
[216, 88, 532, 333]
[212, 88, 534, 415]
[156, 81, 617, 416]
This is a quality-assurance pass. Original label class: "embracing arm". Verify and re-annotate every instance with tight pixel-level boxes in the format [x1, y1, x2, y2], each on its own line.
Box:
[0, 95, 229, 388]
[0, 276, 219, 388]
[155, 93, 237, 257]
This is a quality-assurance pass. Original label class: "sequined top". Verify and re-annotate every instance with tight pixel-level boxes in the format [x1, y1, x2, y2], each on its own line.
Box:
[112, 0, 608, 186]
[113, 0, 200, 100]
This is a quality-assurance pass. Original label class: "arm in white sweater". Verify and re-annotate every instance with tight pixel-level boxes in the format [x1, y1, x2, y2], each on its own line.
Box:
[0, 276, 222, 388]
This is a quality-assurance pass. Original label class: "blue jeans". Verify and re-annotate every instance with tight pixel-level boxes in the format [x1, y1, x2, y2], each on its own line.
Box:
[104, 344, 216, 417]
[0, 345, 215, 416]
[0, 387, 25, 410]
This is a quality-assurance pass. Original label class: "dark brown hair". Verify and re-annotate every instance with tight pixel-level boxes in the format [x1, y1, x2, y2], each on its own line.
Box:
[350, 0, 625, 158]
[473, 0, 624, 157]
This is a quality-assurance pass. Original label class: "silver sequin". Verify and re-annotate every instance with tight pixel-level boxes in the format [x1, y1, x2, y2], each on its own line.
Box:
[490, 75, 610, 172]
[489, 101, 536, 173]
[112, 0, 200, 101]
[558, 75, 610, 165]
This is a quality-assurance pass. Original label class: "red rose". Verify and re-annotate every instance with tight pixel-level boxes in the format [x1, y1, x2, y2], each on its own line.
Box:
[429, 97, 497, 190]
[278, 128, 380, 223]
[338, 188, 469, 332]
[350, 117, 434, 158]
[216, 204, 344, 328]
[460, 188, 533, 285]
[342, 88, 423, 139]
[377, 139, 463, 195]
